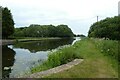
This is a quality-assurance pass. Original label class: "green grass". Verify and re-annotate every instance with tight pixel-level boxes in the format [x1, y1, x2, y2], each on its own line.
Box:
[92, 38, 119, 62]
[15, 37, 62, 42]
[30, 38, 119, 78]
[4, 37, 63, 43]
[31, 45, 82, 73]
[43, 38, 118, 78]
[91, 38, 119, 70]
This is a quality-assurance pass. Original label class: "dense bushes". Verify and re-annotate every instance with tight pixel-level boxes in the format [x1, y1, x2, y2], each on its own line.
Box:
[88, 16, 120, 40]
[13, 24, 74, 38]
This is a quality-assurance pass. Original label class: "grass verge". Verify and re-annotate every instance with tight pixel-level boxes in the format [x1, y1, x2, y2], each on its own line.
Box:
[15, 37, 63, 42]
[44, 38, 118, 78]
[31, 45, 82, 73]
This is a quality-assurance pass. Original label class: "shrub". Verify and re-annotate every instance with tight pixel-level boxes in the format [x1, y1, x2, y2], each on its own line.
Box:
[31, 45, 81, 73]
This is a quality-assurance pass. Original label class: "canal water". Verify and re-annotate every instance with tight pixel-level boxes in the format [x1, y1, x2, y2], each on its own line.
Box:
[2, 37, 80, 78]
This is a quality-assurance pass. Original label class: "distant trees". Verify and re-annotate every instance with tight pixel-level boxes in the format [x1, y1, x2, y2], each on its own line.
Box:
[88, 16, 120, 40]
[56, 25, 74, 37]
[2, 7, 14, 38]
[74, 34, 86, 37]
[13, 24, 74, 37]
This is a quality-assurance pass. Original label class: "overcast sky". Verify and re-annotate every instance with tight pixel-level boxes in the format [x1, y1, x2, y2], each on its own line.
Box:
[1, 0, 120, 35]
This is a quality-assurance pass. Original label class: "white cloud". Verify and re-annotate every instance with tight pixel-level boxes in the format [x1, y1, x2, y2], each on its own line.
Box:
[0, 0, 119, 35]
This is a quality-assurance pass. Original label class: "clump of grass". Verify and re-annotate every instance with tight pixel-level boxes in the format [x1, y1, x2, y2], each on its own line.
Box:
[31, 45, 81, 73]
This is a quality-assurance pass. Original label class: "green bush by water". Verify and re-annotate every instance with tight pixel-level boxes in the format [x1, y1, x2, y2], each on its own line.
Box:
[31, 45, 81, 73]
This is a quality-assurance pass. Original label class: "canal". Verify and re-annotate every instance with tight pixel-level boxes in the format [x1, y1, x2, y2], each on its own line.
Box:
[2, 37, 80, 78]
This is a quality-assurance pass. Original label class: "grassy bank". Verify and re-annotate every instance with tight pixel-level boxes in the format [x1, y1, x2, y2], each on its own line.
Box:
[31, 38, 119, 78]
[91, 38, 119, 70]
[31, 45, 82, 73]
[2, 37, 65, 45]
[15, 37, 63, 42]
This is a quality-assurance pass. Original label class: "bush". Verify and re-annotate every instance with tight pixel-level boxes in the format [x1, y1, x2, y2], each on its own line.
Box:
[31, 45, 81, 73]
[88, 16, 120, 40]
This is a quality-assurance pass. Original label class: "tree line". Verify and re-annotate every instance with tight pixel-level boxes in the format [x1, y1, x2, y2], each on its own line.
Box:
[88, 16, 120, 40]
[13, 24, 74, 38]
[1, 7, 74, 38]
[3, 7, 119, 39]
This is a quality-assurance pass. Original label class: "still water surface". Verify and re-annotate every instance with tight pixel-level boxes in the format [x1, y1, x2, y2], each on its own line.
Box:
[2, 37, 80, 78]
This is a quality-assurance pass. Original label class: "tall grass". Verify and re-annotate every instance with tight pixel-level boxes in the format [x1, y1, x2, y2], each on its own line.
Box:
[31, 45, 81, 73]
[91, 38, 119, 73]
[91, 38, 119, 62]
[31, 38, 119, 77]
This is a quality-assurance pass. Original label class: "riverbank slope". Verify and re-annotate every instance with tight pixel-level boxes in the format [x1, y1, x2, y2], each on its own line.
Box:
[32, 38, 118, 78]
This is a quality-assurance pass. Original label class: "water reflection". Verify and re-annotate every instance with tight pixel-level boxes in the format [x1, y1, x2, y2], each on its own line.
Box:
[2, 38, 76, 78]
[13, 38, 74, 53]
[8, 48, 48, 78]
[2, 45, 16, 78]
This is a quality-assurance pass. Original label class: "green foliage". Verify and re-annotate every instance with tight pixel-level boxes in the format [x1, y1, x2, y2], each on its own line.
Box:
[13, 24, 74, 38]
[31, 45, 81, 73]
[47, 46, 80, 67]
[31, 38, 118, 78]
[45, 38, 118, 78]
[13, 38, 74, 52]
[88, 16, 120, 40]
[92, 38, 119, 62]
[2, 7, 14, 38]
[56, 25, 74, 37]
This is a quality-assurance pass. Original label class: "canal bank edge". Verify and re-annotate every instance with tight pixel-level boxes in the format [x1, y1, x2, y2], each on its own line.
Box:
[23, 59, 83, 78]
[1, 37, 73, 45]
[1, 40, 15, 45]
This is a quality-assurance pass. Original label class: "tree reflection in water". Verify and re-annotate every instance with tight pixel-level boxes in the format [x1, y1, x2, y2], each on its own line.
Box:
[2, 38, 76, 78]
[14, 38, 74, 53]
[2, 45, 16, 78]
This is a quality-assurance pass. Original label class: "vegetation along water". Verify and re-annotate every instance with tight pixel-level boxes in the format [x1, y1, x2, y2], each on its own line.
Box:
[1, 6, 119, 78]
[31, 38, 119, 78]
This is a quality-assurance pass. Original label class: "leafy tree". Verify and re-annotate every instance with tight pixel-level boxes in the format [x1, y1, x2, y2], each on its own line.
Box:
[13, 28, 25, 37]
[56, 25, 74, 37]
[48, 25, 57, 37]
[13, 24, 74, 38]
[88, 16, 120, 40]
[2, 7, 14, 38]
